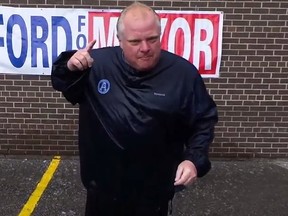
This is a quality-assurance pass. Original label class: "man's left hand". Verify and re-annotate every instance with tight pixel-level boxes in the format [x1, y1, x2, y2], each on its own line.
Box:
[174, 160, 197, 186]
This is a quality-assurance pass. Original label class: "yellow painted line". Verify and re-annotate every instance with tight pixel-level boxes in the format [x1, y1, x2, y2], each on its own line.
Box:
[18, 156, 61, 216]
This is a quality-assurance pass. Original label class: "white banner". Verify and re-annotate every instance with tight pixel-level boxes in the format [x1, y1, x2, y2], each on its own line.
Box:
[0, 7, 223, 77]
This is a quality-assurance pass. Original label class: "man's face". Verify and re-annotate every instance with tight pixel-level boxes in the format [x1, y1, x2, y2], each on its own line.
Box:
[118, 14, 161, 72]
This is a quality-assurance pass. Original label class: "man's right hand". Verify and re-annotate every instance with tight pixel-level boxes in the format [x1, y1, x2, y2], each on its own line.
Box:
[67, 40, 96, 71]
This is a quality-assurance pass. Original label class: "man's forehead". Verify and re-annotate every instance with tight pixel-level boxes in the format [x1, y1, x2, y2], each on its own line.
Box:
[126, 34, 160, 41]
[122, 25, 160, 39]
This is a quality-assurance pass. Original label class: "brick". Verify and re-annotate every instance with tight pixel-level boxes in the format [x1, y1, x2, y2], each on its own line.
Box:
[63, 0, 81, 5]
[29, 0, 45, 4]
[252, 8, 270, 14]
[234, 8, 251, 14]
[154, 1, 171, 7]
[10, 0, 27, 4]
[100, 0, 119, 6]
[82, 0, 99, 5]
[244, 2, 261, 8]
[269, 8, 286, 14]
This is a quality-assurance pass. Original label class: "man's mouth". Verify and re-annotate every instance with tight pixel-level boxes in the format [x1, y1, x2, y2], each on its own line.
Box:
[140, 56, 152, 60]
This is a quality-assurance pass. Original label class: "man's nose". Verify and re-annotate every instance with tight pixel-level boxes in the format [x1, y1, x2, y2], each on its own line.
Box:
[139, 41, 150, 52]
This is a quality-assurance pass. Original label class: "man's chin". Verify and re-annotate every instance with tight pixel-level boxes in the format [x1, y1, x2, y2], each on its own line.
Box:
[136, 61, 157, 72]
[137, 65, 154, 72]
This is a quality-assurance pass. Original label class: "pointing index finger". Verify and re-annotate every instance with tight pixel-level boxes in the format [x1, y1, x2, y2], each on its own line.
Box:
[85, 39, 96, 51]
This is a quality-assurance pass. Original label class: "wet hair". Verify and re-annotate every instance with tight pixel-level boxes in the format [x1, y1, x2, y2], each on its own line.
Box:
[116, 2, 161, 39]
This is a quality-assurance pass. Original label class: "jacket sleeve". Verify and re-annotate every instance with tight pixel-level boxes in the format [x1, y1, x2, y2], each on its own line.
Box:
[51, 50, 89, 105]
[183, 74, 218, 177]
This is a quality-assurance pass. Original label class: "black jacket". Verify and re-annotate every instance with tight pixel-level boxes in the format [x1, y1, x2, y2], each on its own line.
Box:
[51, 46, 218, 199]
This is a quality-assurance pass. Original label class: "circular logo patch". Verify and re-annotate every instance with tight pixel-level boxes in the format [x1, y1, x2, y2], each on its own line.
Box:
[97, 79, 110, 94]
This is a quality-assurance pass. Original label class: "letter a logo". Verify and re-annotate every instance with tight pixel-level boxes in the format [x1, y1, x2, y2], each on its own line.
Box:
[98, 79, 110, 94]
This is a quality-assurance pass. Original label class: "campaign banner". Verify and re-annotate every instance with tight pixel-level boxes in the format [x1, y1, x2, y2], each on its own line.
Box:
[0, 7, 223, 77]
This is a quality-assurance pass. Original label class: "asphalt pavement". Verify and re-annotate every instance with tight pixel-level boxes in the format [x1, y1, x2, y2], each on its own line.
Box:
[1, 156, 288, 216]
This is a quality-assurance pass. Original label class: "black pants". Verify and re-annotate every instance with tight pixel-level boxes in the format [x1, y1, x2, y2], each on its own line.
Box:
[85, 184, 170, 216]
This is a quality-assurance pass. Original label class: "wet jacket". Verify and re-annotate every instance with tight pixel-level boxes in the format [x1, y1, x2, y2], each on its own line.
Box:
[51, 46, 218, 200]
